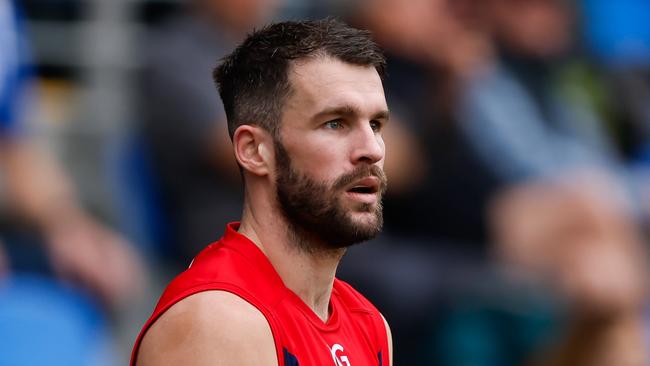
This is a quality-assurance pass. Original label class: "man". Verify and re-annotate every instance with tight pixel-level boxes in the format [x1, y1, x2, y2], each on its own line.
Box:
[132, 19, 393, 365]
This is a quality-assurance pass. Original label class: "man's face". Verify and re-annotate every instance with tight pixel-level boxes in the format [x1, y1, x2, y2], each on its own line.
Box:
[274, 56, 389, 251]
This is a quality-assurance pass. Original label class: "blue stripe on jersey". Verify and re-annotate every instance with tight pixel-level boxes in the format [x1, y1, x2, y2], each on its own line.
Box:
[283, 348, 299, 366]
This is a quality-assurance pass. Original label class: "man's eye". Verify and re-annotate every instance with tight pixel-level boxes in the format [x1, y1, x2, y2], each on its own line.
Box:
[324, 120, 343, 129]
[370, 120, 382, 132]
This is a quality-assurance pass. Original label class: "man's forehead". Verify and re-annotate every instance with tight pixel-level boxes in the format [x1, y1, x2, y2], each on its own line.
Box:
[289, 55, 380, 84]
[286, 56, 386, 112]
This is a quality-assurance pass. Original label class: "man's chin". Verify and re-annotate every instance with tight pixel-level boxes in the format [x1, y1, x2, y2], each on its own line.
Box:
[287, 210, 383, 251]
[345, 212, 383, 237]
[348, 210, 378, 224]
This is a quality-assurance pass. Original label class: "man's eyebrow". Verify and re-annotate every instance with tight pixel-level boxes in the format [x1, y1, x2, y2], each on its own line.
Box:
[372, 110, 390, 121]
[311, 105, 390, 121]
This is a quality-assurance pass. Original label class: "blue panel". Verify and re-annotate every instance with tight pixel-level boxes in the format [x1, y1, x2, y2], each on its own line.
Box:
[283, 347, 299, 366]
[581, 0, 650, 65]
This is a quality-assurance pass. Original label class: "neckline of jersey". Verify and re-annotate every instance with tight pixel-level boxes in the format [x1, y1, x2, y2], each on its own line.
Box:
[223, 222, 342, 332]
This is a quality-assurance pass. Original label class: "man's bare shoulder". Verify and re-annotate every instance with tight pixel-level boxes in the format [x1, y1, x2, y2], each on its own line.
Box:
[136, 290, 278, 366]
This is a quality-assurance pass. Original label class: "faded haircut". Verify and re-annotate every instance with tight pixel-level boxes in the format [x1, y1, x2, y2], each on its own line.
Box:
[213, 18, 386, 139]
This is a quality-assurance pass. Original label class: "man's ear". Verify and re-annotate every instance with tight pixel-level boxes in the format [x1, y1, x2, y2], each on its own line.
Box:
[233, 125, 273, 177]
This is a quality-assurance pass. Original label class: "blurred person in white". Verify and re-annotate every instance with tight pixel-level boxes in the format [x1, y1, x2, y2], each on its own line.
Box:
[0, 0, 143, 309]
[139, 0, 281, 269]
[351, 0, 650, 364]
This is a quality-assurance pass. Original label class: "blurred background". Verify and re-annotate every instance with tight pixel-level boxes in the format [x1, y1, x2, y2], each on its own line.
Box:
[2, 0, 650, 364]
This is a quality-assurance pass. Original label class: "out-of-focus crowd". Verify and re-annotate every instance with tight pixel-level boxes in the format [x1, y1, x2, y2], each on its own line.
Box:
[2, 0, 650, 364]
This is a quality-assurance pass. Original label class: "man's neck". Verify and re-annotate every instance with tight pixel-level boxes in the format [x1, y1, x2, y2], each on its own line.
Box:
[238, 204, 344, 322]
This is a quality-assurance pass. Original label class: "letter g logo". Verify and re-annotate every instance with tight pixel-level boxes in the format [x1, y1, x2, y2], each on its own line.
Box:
[330, 344, 350, 366]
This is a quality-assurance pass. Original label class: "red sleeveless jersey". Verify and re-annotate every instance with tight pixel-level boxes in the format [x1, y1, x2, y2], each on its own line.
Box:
[131, 222, 390, 366]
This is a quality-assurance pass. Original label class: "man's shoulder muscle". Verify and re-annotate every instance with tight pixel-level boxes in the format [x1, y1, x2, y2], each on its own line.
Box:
[136, 290, 278, 366]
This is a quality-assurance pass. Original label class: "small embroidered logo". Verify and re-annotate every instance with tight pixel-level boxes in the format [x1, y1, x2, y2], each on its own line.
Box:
[330, 344, 351, 366]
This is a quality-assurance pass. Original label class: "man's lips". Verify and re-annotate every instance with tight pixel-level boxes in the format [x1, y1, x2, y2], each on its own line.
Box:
[346, 176, 381, 195]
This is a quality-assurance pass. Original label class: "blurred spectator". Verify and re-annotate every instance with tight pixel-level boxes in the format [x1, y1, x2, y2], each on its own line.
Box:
[1, 0, 144, 308]
[449, 0, 650, 364]
[478, 2, 650, 360]
[458, 0, 621, 183]
[1, 1, 145, 363]
[491, 175, 648, 366]
[138, 0, 280, 268]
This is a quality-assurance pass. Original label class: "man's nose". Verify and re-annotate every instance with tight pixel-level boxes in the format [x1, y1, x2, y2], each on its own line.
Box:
[350, 123, 384, 165]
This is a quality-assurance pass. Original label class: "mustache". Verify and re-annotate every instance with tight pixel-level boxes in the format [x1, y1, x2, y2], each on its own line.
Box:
[333, 165, 387, 193]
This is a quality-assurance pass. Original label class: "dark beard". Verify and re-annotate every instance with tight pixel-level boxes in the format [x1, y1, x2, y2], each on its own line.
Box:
[274, 140, 387, 253]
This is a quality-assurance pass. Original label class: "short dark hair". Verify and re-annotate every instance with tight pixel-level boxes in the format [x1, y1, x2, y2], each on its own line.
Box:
[213, 18, 386, 139]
